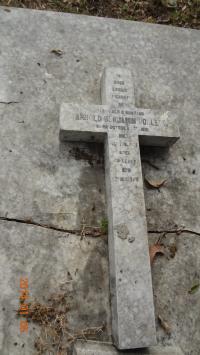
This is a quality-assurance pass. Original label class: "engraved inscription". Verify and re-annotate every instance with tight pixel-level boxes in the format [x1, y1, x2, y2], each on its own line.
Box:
[75, 109, 159, 133]
[111, 72, 130, 102]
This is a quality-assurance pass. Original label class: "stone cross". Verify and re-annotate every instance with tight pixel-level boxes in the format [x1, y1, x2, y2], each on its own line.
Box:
[59, 68, 180, 350]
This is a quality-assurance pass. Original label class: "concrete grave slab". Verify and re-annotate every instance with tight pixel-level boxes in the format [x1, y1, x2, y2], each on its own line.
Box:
[73, 341, 184, 355]
[59, 67, 179, 349]
[0, 6, 200, 355]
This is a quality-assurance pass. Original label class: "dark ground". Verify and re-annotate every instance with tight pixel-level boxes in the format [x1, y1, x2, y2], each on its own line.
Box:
[0, 0, 199, 29]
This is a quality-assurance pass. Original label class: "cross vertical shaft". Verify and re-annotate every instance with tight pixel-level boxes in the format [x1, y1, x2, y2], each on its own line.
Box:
[105, 132, 156, 349]
[102, 68, 156, 348]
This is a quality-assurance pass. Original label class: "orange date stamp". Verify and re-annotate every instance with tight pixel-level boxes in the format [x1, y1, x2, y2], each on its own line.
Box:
[19, 277, 29, 333]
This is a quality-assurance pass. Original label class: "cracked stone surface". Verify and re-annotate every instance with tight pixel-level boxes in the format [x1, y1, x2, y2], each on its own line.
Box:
[0, 6, 200, 355]
[0, 220, 110, 354]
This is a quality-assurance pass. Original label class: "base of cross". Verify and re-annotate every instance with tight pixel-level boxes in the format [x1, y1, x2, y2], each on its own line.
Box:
[73, 341, 184, 355]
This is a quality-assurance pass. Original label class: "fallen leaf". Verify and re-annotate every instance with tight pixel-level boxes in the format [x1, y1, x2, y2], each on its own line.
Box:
[158, 315, 171, 334]
[149, 244, 165, 265]
[51, 49, 64, 56]
[145, 177, 167, 189]
[188, 283, 200, 294]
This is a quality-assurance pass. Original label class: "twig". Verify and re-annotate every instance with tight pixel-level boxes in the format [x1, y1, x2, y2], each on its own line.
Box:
[148, 228, 200, 237]
[149, 227, 200, 244]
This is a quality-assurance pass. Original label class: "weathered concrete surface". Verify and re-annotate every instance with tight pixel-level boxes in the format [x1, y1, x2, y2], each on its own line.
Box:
[73, 341, 184, 355]
[0, 221, 110, 354]
[0, 6, 200, 355]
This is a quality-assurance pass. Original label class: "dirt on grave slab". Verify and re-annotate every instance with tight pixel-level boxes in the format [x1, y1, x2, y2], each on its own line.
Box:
[17, 292, 105, 354]
[0, 220, 110, 355]
[0, 0, 200, 29]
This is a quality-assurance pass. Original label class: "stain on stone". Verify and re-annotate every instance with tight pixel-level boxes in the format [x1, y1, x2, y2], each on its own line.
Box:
[46, 60, 66, 80]
[83, 249, 104, 296]
[69, 142, 104, 167]
[115, 223, 129, 240]
[76, 162, 105, 228]
[109, 276, 116, 296]
[69, 244, 109, 336]
[128, 236, 135, 243]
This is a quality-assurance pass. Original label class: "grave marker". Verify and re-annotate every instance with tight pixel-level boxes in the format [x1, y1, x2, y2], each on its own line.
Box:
[59, 67, 180, 349]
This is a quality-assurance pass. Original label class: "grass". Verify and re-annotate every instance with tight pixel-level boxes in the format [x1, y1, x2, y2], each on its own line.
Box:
[0, 0, 199, 29]
[17, 292, 104, 354]
[100, 218, 108, 234]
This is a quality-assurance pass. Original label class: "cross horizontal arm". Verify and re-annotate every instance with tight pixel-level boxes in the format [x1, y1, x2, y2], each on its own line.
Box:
[60, 103, 108, 142]
[60, 103, 179, 147]
[135, 108, 180, 146]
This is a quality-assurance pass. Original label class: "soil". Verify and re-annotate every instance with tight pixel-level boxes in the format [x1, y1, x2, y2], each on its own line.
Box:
[0, 0, 199, 29]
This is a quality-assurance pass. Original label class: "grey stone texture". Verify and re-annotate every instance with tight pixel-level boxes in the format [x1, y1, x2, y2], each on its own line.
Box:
[60, 67, 179, 349]
[73, 341, 184, 355]
[0, 5, 199, 355]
